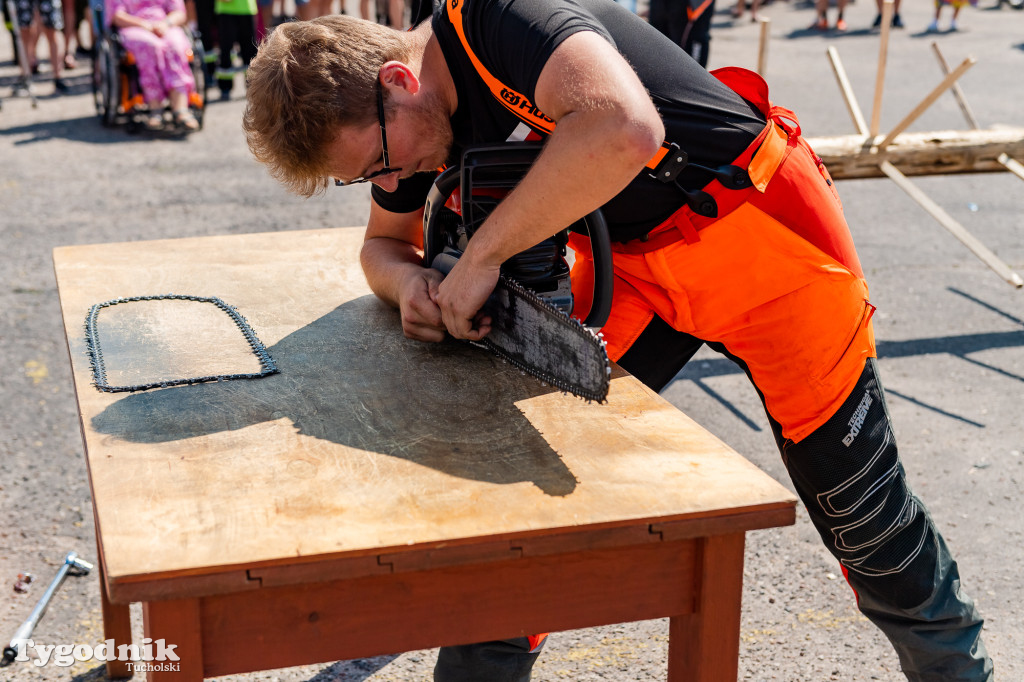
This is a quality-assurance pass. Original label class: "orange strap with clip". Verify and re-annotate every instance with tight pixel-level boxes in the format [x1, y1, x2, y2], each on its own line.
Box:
[445, 0, 672, 171]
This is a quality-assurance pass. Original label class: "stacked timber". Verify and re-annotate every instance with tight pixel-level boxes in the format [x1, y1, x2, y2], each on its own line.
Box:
[806, 126, 1024, 180]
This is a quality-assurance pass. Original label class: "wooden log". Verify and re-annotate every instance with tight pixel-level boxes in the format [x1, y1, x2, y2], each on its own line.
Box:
[878, 161, 1024, 288]
[806, 126, 1024, 179]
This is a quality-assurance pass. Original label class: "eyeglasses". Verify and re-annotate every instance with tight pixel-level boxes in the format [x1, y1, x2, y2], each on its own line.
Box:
[334, 84, 402, 186]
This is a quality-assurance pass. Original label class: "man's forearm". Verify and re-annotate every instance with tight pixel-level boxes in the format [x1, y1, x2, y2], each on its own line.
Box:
[359, 236, 426, 308]
[460, 32, 663, 272]
[461, 106, 660, 272]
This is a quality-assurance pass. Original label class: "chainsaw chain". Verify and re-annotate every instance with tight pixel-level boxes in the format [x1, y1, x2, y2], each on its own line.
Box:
[85, 294, 278, 393]
[476, 275, 610, 403]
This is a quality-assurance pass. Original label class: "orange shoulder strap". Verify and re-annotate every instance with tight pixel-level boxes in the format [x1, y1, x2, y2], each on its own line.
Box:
[444, 0, 688, 172]
[446, 0, 556, 134]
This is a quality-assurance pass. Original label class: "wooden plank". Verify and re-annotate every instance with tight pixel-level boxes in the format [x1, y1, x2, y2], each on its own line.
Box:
[931, 42, 980, 130]
[51, 228, 797, 591]
[668, 533, 746, 682]
[998, 153, 1024, 182]
[756, 17, 770, 77]
[381, 540, 523, 573]
[143, 598, 204, 681]
[879, 161, 1024, 288]
[515, 524, 661, 557]
[197, 540, 699, 678]
[869, 0, 894, 138]
[878, 57, 977, 150]
[248, 554, 393, 588]
[108, 568, 259, 604]
[652, 505, 795, 541]
[827, 46, 869, 137]
[808, 127, 1024, 179]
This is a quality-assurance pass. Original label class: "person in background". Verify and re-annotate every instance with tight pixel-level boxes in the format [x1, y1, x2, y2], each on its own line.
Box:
[213, 0, 255, 99]
[648, 0, 715, 68]
[14, 0, 68, 91]
[385, 0, 402, 27]
[59, 0, 87, 66]
[872, 0, 904, 28]
[293, 0, 312, 19]
[255, 0, 271, 40]
[928, 0, 976, 32]
[3, 0, 23, 67]
[811, 0, 848, 30]
[731, 0, 761, 21]
[308, 0, 333, 19]
[191, 0, 217, 90]
[110, 0, 199, 129]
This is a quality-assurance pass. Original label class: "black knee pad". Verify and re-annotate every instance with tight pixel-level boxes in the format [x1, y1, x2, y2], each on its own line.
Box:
[783, 359, 938, 609]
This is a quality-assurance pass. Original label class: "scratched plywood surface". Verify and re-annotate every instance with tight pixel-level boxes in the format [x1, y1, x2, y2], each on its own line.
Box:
[53, 228, 795, 584]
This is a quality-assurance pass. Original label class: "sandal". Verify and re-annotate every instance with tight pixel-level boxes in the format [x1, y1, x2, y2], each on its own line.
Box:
[63, 53, 77, 70]
[145, 112, 164, 130]
[173, 110, 200, 131]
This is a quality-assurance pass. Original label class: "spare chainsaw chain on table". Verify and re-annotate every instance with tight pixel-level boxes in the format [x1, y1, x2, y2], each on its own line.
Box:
[85, 294, 278, 393]
[474, 275, 611, 403]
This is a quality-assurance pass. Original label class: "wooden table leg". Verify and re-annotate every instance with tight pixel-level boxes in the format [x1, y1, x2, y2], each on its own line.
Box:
[667, 532, 746, 682]
[99, 558, 134, 680]
[142, 598, 204, 681]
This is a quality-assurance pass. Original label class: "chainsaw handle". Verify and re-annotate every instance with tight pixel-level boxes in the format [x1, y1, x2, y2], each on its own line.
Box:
[422, 144, 613, 329]
[579, 210, 612, 329]
[430, 251, 459, 275]
[422, 166, 462, 269]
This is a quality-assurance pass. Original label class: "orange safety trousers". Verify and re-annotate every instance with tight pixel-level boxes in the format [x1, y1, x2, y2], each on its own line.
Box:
[570, 67, 876, 444]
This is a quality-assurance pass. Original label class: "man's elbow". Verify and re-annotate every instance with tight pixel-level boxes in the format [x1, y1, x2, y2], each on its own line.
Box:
[619, 110, 665, 172]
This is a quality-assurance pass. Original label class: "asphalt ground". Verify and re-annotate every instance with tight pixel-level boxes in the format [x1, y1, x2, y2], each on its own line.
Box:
[1, 1, 1022, 680]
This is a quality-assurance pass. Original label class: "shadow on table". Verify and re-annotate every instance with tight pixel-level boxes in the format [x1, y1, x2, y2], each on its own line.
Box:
[90, 295, 579, 496]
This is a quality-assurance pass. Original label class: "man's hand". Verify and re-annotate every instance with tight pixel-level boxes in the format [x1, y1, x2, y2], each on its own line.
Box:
[433, 254, 499, 341]
[396, 266, 447, 342]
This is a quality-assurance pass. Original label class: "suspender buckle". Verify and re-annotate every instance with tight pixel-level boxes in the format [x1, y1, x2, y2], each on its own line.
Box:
[648, 143, 688, 183]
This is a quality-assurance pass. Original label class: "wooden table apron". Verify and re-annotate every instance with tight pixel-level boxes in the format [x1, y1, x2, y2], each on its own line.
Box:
[53, 228, 797, 681]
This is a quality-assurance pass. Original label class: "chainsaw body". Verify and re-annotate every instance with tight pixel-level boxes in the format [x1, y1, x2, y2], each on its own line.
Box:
[423, 143, 613, 328]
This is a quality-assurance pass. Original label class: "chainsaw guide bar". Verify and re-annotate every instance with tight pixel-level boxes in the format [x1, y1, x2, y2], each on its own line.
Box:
[473, 274, 611, 403]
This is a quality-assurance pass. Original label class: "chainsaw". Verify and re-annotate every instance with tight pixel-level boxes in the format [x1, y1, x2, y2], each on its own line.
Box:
[423, 143, 614, 402]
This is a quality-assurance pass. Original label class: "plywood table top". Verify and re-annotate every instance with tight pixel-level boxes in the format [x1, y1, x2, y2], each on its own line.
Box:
[53, 227, 796, 595]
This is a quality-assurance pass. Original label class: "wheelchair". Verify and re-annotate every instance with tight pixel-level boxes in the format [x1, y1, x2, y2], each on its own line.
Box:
[90, 0, 206, 133]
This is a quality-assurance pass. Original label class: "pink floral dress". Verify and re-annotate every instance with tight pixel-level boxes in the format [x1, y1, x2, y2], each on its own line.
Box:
[109, 0, 195, 104]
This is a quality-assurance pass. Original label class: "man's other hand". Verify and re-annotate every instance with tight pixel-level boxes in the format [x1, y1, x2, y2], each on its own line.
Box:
[397, 267, 447, 342]
[434, 255, 498, 341]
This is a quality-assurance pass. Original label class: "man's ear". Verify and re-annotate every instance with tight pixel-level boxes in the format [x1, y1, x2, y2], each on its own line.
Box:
[379, 61, 421, 95]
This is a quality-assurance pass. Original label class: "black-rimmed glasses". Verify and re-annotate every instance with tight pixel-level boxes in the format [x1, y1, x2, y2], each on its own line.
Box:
[334, 84, 402, 186]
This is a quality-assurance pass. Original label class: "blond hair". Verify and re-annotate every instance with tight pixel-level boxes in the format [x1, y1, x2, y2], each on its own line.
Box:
[243, 16, 414, 197]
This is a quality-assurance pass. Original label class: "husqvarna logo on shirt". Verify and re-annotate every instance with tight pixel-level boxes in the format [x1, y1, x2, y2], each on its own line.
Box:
[843, 390, 873, 446]
[501, 88, 521, 106]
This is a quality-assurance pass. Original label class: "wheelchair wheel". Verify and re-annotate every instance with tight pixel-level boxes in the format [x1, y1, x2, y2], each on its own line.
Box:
[92, 38, 120, 127]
